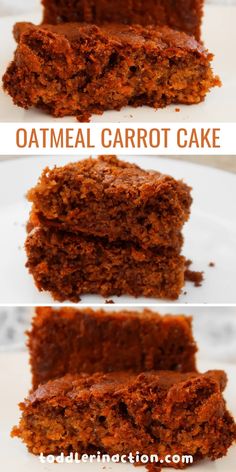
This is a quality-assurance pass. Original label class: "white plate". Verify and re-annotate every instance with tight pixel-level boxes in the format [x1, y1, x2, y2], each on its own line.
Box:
[0, 5, 236, 123]
[0, 352, 235, 472]
[0, 156, 235, 305]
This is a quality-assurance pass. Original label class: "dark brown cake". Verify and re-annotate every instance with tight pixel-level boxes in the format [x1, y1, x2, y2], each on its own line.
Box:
[3, 22, 220, 121]
[27, 156, 192, 249]
[25, 227, 186, 302]
[28, 307, 198, 388]
[42, 0, 204, 40]
[12, 370, 236, 467]
[24, 156, 193, 301]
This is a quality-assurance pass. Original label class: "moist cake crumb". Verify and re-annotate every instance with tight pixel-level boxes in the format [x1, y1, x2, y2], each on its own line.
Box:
[185, 259, 204, 287]
[185, 269, 204, 287]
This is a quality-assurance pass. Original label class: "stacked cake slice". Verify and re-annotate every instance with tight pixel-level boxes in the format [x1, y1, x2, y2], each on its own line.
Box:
[12, 308, 236, 466]
[25, 156, 192, 301]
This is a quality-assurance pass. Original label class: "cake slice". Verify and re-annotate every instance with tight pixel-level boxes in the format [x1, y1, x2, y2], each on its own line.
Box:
[12, 370, 236, 466]
[42, 0, 204, 39]
[26, 156, 192, 249]
[3, 22, 220, 121]
[28, 307, 198, 388]
[25, 227, 186, 301]
[25, 157, 192, 301]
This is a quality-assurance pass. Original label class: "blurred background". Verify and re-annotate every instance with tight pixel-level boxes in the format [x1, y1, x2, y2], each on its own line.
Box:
[0, 0, 235, 17]
[0, 307, 236, 365]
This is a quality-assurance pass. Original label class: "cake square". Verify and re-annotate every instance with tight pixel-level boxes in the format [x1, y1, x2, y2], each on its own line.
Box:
[25, 156, 192, 301]
[26, 156, 192, 249]
[42, 0, 204, 40]
[3, 22, 220, 120]
[28, 307, 198, 388]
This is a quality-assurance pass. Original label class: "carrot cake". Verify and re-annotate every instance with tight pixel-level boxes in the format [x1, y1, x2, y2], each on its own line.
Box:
[28, 307, 198, 388]
[26, 156, 192, 249]
[12, 370, 236, 466]
[25, 156, 193, 301]
[25, 227, 186, 302]
[42, 0, 204, 39]
[3, 22, 220, 121]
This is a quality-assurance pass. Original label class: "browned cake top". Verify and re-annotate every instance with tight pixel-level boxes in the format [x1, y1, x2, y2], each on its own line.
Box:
[13, 21, 208, 56]
[33, 306, 192, 326]
[27, 155, 191, 204]
[27, 370, 227, 405]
